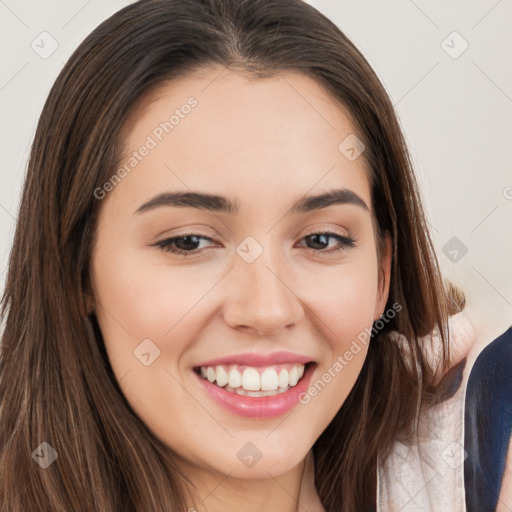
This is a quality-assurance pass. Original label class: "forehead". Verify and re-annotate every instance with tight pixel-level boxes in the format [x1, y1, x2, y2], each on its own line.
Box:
[111, 65, 371, 217]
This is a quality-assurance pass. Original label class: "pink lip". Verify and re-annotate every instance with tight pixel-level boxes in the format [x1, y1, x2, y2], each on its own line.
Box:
[193, 362, 315, 418]
[195, 351, 314, 368]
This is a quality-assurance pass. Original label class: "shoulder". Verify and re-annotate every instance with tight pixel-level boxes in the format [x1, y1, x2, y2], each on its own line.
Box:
[465, 325, 512, 421]
[468, 326, 512, 380]
[464, 326, 512, 512]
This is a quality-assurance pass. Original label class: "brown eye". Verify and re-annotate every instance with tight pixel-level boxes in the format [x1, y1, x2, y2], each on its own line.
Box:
[298, 231, 356, 253]
[154, 235, 215, 256]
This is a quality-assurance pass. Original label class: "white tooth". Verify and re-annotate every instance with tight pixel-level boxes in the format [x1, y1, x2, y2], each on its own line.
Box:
[297, 364, 305, 380]
[288, 365, 299, 386]
[200, 367, 207, 378]
[224, 384, 290, 396]
[228, 367, 242, 388]
[242, 367, 260, 391]
[278, 369, 289, 388]
[260, 367, 279, 391]
[206, 367, 216, 382]
[215, 365, 228, 387]
[246, 387, 290, 397]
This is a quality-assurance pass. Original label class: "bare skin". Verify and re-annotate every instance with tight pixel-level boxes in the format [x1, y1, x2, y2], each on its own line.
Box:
[90, 64, 391, 511]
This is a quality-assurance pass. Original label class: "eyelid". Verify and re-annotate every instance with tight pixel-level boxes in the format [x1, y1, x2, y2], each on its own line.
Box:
[297, 223, 352, 239]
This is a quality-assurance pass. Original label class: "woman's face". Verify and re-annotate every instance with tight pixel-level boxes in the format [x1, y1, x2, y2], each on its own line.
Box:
[90, 64, 391, 481]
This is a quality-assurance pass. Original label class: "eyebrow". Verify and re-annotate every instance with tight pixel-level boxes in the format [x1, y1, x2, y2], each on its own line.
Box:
[134, 188, 369, 216]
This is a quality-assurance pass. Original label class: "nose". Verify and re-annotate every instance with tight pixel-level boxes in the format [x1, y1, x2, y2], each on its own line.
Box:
[222, 248, 305, 336]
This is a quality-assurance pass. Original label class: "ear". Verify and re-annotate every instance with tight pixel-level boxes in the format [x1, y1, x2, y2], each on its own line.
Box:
[374, 233, 392, 321]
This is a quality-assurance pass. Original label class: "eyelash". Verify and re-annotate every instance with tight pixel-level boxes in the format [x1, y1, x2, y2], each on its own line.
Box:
[152, 230, 356, 257]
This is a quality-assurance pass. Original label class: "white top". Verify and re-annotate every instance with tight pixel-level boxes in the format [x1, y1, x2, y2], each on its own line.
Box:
[377, 312, 477, 511]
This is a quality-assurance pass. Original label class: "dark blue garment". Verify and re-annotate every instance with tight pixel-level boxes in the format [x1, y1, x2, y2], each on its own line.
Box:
[464, 326, 512, 511]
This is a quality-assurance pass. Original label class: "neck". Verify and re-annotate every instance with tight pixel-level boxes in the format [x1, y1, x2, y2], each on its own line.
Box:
[180, 449, 325, 512]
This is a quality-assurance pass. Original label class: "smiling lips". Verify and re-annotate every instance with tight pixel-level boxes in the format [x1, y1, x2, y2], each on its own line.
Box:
[197, 363, 306, 397]
[193, 352, 315, 417]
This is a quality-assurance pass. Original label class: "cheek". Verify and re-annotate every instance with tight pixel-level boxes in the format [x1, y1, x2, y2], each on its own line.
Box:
[90, 249, 225, 443]
[91, 246, 226, 377]
[301, 252, 380, 344]
[295, 253, 379, 412]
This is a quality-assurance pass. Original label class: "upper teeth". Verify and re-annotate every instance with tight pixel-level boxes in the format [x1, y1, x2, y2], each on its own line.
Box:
[199, 364, 305, 392]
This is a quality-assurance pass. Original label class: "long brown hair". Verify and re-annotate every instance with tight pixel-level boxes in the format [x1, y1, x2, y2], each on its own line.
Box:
[0, 0, 463, 510]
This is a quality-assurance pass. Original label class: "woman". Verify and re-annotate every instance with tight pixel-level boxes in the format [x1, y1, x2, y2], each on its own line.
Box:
[0, 0, 510, 510]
